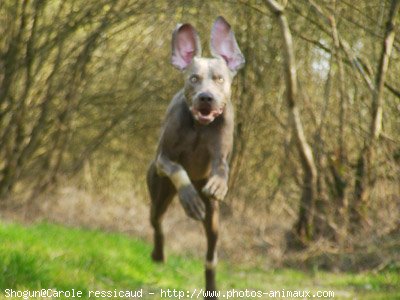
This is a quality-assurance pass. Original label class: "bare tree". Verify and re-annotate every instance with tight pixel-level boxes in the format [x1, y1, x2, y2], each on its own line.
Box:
[264, 0, 318, 241]
[351, 0, 400, 228]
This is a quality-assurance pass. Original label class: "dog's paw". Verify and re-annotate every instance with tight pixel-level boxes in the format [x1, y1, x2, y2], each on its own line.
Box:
[178, 185, 206, 221]
[202, 175, 228, 201]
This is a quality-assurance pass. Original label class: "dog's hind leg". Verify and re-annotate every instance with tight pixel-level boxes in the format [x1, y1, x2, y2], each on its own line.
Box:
[203, 198, 219, 298]
[195, 187, 219, 298]
[147, 162, 175, 262]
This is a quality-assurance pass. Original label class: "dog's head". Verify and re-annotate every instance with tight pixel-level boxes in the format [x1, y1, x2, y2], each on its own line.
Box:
[171, 17, 245, 125]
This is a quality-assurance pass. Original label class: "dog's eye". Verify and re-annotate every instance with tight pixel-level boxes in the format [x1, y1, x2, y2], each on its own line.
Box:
[215, 76, 224, 84]
[189, 75, 199, 84]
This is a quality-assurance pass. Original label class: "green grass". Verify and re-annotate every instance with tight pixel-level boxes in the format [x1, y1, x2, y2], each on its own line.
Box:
[0, 222, 398, 299]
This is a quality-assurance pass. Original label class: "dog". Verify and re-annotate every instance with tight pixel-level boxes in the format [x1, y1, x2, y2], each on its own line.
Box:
[147, 16, 245, 298]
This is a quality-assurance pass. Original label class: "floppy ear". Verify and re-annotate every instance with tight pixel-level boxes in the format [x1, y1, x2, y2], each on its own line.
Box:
[210, 16, 245, 71]
[171, 23, 201, 70]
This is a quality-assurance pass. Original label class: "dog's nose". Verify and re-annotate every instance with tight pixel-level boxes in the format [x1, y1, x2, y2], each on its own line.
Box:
[198, 92, 213, 103]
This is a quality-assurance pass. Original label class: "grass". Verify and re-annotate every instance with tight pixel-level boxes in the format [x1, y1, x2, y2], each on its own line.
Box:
[0, 222, 399, 299]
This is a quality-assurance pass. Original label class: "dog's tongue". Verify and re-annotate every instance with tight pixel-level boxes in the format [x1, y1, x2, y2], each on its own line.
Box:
[192, 106, 223, 125]
[199, 107, 212, 116]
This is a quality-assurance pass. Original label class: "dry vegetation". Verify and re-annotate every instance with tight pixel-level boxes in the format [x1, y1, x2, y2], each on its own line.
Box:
[1, 0, 399, 271]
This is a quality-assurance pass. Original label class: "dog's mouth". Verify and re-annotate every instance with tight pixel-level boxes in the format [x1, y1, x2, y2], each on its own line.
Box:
[191, 105, 224, 125]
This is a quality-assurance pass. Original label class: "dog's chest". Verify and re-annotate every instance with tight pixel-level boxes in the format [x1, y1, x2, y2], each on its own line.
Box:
[178, 129, 214, 180]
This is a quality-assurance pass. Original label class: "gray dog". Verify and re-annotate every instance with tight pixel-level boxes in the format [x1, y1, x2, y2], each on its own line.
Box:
[147, 16, 244, 297]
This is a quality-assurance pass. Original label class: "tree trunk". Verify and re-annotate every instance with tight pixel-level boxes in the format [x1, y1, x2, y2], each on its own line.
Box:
[265, 0, 318, 241]
[350, 0, 400, 229]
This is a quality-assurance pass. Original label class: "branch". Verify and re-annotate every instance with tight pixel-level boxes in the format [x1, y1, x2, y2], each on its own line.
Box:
[290, 0, 400, 99]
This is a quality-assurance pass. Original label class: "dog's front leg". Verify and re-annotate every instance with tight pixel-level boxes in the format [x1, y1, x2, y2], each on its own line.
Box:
[156, 154, 205, 220]
[202, 156, 229, 201]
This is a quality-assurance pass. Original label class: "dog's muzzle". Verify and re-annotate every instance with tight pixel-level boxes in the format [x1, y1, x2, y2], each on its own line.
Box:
[191, 93, 224, 125]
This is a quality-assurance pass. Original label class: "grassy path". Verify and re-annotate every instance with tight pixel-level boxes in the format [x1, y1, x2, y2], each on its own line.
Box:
[0, 222, 398, 299]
